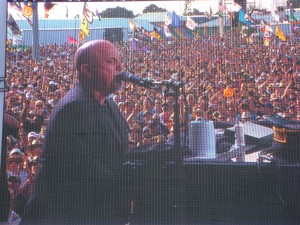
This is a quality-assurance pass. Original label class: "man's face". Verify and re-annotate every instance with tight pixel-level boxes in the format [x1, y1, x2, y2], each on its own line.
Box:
[90, 43, 122, 96]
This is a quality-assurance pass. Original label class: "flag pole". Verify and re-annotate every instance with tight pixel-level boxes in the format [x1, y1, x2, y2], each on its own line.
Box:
[32, 2, 39, 60]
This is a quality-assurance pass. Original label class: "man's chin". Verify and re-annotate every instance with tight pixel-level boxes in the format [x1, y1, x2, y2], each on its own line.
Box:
[110, 79, 123, 94]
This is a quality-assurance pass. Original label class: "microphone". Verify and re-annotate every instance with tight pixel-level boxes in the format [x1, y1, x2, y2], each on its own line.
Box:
[117, 71, 158, 89]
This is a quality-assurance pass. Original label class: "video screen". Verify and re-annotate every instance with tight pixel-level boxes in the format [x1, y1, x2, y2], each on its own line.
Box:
[2, 0, 300, 224]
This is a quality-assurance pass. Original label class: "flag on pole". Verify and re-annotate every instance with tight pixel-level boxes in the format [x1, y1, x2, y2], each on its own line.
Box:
[205, 7, 213, 19]
[186, 16, 197, 30]
[83, 2, 95, 24]
[239, 9, 253, 25]
[263, 31, 270, 46]
[164, 25, 172, 37]
[219, 4, 226, 13]
[271, 6, 279, 22]
[134, 25, 151, 41]
[151, 27, 161, 40]
[218, 2, 226, 19]
[205, 11, 211, 19]
[129, 19, 135, 31]
[44, 2, 56, 18]
[9, 2, 23, 20]
[7, 13, 22, 35]
[171, 11, 181, 27]
[231, 2, 242, 12]
[165, 13, 172, 26]
[95, 9, 101, 21]
[216, 11, 224, 18]
[241, 25, 255, 37]
[79, 30, 85, 42]
[131, 38, 138, 51]
[260, 20, 273, 33]
[80, 18, 90, 36]
[65, 5, 68, 18]
[275, 25, 286, 42]
[290, 5, 297, 21]
[23, 2, 33, 18]
[67, 35, 79, 44]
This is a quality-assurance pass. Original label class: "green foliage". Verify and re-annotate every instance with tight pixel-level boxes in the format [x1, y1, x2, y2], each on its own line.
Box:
[101, 7, 134, 18]
[142, 4, 167, 13]
[184, 8, 202, 16]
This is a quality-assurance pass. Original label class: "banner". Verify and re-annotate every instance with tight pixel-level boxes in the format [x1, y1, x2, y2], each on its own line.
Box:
[275, 25, 286, 42]
[186, 17, 197, 30]
[83, 2, 95, 24]
[67, 35, 79, 45]
[80, 17, 90, 36]
[7, 13, 22, 35]
[134, 26, 151, 42]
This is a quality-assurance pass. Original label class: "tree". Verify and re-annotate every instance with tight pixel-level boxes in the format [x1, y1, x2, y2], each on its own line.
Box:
[184, 8, 202, 16]
[101, 7, 134, 18]
[142, 4, 167, 13]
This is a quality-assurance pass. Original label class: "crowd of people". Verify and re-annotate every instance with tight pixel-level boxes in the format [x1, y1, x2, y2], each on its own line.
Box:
[4, 31, 300, 219]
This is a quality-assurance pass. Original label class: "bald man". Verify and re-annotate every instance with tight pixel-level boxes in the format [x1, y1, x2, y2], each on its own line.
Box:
[23, 40, 131, 225]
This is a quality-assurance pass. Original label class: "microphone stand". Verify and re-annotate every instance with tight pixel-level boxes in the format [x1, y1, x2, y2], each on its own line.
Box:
[181, 83, 189, 149]
[160, 80, 184, 163]
[159, 79, 185, 222]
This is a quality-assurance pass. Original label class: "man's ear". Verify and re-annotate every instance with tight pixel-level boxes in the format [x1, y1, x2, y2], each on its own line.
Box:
[81, 64, 92, 78]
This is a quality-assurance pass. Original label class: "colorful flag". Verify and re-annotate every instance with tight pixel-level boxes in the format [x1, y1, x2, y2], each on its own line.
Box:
[83, 2, 95, 24]
[7, 13, 22, 35]
[78, 30, 85, 42]
[239, 9, 253, 26]
[141, 45, 148, 53]
[275, 25, 286, 42]
[171, 11, 180, 27]
[186, 16, 197, 30]
[129, 19, 135, 31]
[151, 27, 161, 40]
[44, 2, 56, 18]
[241, 25, 255, 37]
[260, 20, 273, 33]
[67, 35, 79, 45]
[231, 2, 242, 12]
[134, 26, 151, 41]
[271, 6, 280, 22]
[170, 27, 186, 39]
[164, 25, 172, 37]
[219, 4, 226, 13]
[9, 2, 23, 19]
[23, 2, 32, 18]
[216, 11, 224, 18]
[131, 39, 138, 50]
[9, 2, 22, 12]
[290, 6, 297, 21]
[6, 39, 12, 52]
[263, 31, 270, 46]
[165, 13, 172, 26]
[80, 17, 90, 36]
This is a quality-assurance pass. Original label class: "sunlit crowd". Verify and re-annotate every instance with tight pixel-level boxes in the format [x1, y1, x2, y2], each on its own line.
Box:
[4, 29, 300, 217]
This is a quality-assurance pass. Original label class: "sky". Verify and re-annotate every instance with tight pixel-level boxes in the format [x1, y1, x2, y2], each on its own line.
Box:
[8, 0, 287, 20]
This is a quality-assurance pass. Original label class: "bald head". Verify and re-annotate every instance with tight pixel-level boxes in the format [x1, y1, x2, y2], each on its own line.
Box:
[74, 40, 123, 98]
[75, 40, 116, 74]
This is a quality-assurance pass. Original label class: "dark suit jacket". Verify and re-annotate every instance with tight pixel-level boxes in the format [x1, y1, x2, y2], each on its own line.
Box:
[23, 84, 130, 225]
